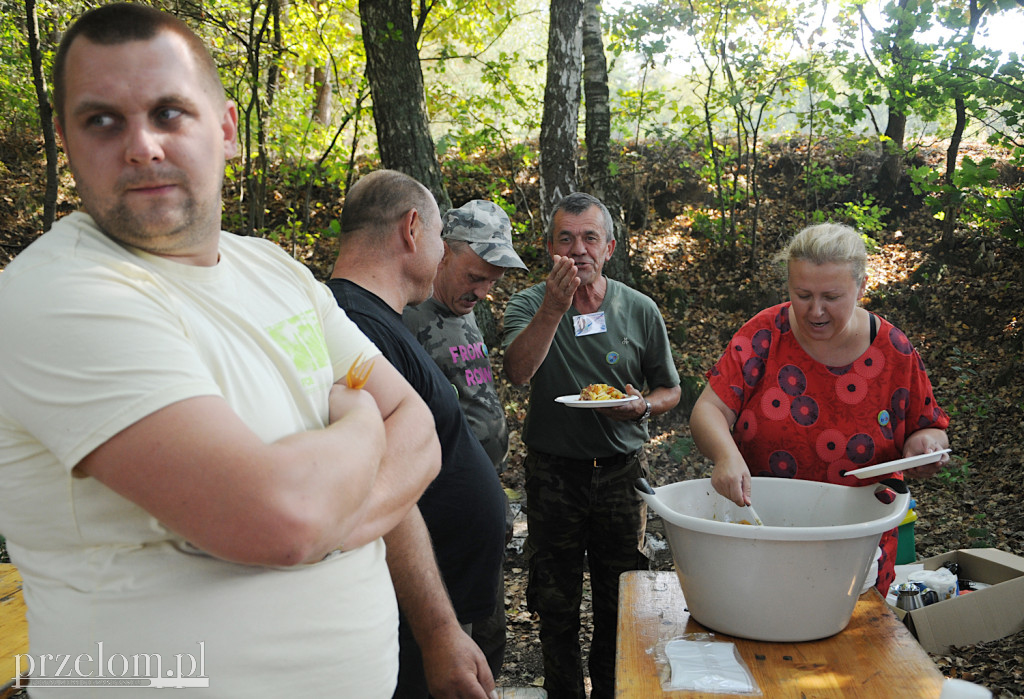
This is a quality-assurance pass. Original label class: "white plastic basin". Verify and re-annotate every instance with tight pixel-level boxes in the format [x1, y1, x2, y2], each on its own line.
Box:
[638, 477, 909, 642]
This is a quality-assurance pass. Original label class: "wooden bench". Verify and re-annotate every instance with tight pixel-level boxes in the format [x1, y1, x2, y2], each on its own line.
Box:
[616, 570, 945, 698]
[1, 563, 28, 699]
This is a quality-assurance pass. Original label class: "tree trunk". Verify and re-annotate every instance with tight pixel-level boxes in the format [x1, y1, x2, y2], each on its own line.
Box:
[312, 64, 332, 124]
[359, 0, 451, 211]
[539, 0, 584, 232]
[939, 0, 985, 249]
[874, 0, 912, 197]
[582, 0, 630, 284]
[883, 113, 907, 149]
[880, 0, 913, 151]
[246, 6, 270, 236]
[253, 0, 284, 237]
[878, 113, 906, 198]
[940, 96, 967, 248]
[25, 0, 58, 232]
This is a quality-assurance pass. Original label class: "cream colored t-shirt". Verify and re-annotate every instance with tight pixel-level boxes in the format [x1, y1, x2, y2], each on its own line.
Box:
[0, 212, 398, 697]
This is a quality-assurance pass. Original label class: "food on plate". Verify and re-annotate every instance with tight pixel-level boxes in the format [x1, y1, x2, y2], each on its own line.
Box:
[580, 383, 626, 401]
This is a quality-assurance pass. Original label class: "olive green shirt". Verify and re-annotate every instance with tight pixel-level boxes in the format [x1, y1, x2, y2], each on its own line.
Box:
[502, 278, 679, 458]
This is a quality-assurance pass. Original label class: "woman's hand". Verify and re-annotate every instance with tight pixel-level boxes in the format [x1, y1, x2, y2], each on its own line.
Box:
[902, 428, 950, 479]
[711, 454, 753, 507]
[691, 385, 752, 506]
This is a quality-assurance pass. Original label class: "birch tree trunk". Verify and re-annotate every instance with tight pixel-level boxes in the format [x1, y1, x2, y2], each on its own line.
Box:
[582, 0, 630, 283]
[25, 0, 58, 232]
[538, 0, 584, 232]
[359, 0, 451, 211]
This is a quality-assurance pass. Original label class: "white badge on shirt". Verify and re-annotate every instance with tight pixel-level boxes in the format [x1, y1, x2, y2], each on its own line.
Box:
[573, 311, 607, 337]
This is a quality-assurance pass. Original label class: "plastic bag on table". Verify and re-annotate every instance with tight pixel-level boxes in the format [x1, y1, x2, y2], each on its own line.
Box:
[652, 633, 761, 695]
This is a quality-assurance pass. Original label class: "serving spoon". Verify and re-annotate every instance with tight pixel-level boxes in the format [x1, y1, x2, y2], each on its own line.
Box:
[636, 478, 766, 526]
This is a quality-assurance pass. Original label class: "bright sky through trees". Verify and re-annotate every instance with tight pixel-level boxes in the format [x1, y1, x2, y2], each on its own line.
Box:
[604, 0, 1022, 64]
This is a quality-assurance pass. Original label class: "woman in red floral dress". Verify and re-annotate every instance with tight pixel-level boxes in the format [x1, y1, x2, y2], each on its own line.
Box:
[690, 223, 950, 594]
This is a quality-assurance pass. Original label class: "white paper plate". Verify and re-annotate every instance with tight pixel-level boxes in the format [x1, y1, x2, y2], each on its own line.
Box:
[554, 394, 640, 408]
[844, 448, 952, 479]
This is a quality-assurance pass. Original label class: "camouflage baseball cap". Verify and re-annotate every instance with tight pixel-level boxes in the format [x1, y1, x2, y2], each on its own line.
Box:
[442, 200, 527, 270]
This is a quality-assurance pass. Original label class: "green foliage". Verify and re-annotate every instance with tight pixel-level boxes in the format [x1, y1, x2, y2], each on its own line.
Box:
[689, 209, 728, 243]
[0, 11, 36, 131]
[813, 194, 889, 240]
[422, 1, 544, 148]
[936, 458, 971, 485]
[967, 512, 993, 548]
[804, 162, 853, 198]
[4, 0, 1021, 254]
[910, 156, 1024, 244]
[665, 436, 694, 461]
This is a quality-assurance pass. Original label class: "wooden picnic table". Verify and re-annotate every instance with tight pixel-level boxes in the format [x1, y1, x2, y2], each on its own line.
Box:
[1, 563, 28, 699]
[615, 570, 945, 698]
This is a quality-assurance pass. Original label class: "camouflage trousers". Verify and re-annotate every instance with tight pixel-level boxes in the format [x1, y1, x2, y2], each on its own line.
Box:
[524, 448, 650, 699]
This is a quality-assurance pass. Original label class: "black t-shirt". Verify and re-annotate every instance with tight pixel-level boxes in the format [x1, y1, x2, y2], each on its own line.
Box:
[327, 279, 505, 622]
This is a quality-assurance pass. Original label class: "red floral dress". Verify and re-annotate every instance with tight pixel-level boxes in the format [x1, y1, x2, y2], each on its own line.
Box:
[707, 303, 950, 593]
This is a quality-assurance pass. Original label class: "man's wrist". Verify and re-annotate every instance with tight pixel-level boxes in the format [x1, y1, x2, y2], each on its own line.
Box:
[635, 399, 652, 424]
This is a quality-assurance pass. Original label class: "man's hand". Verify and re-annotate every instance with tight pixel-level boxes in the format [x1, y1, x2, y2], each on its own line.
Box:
[422, 624, 498, 699]
[503, 254, 580, 385]
[595, 384, 646, 422]
[327, 381, 381, 426]
[385, 509, 497, 699]
[541, 254, 580, 315]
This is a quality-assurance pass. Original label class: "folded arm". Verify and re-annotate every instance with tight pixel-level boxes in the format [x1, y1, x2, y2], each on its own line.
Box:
[76, 359, 439, 566]
[336, 359, 441, 550]
[76, 388, 388, 567]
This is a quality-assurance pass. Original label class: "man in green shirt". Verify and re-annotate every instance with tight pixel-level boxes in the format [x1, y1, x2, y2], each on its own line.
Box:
[502, 193, 681, 699]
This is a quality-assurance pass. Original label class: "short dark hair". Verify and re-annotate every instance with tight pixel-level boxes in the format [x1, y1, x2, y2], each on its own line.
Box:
[340, 170, 436, 241]
[53, 3, 224, 126]
[547, 192, 614, 243]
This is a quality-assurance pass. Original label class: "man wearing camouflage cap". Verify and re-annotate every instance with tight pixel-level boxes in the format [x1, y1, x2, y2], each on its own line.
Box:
[403, 199, 528, 681]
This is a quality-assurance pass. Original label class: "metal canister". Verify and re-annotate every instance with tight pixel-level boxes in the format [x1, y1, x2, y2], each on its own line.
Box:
[895, 582, 924, 611]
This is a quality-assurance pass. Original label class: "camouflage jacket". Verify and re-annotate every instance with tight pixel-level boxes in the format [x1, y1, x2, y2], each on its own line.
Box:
[403, 297, 508, 473]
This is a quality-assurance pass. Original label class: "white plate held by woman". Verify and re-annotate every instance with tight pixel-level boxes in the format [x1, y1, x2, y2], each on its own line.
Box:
[843, 449, 952, 479]
[554, 394, 640, 408]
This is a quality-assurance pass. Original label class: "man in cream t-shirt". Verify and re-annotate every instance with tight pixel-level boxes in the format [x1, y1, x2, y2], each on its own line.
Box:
[0, 5, 444, 696]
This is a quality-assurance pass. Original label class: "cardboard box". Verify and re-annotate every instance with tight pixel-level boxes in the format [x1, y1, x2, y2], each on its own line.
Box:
[891, 548, 1024, 654]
